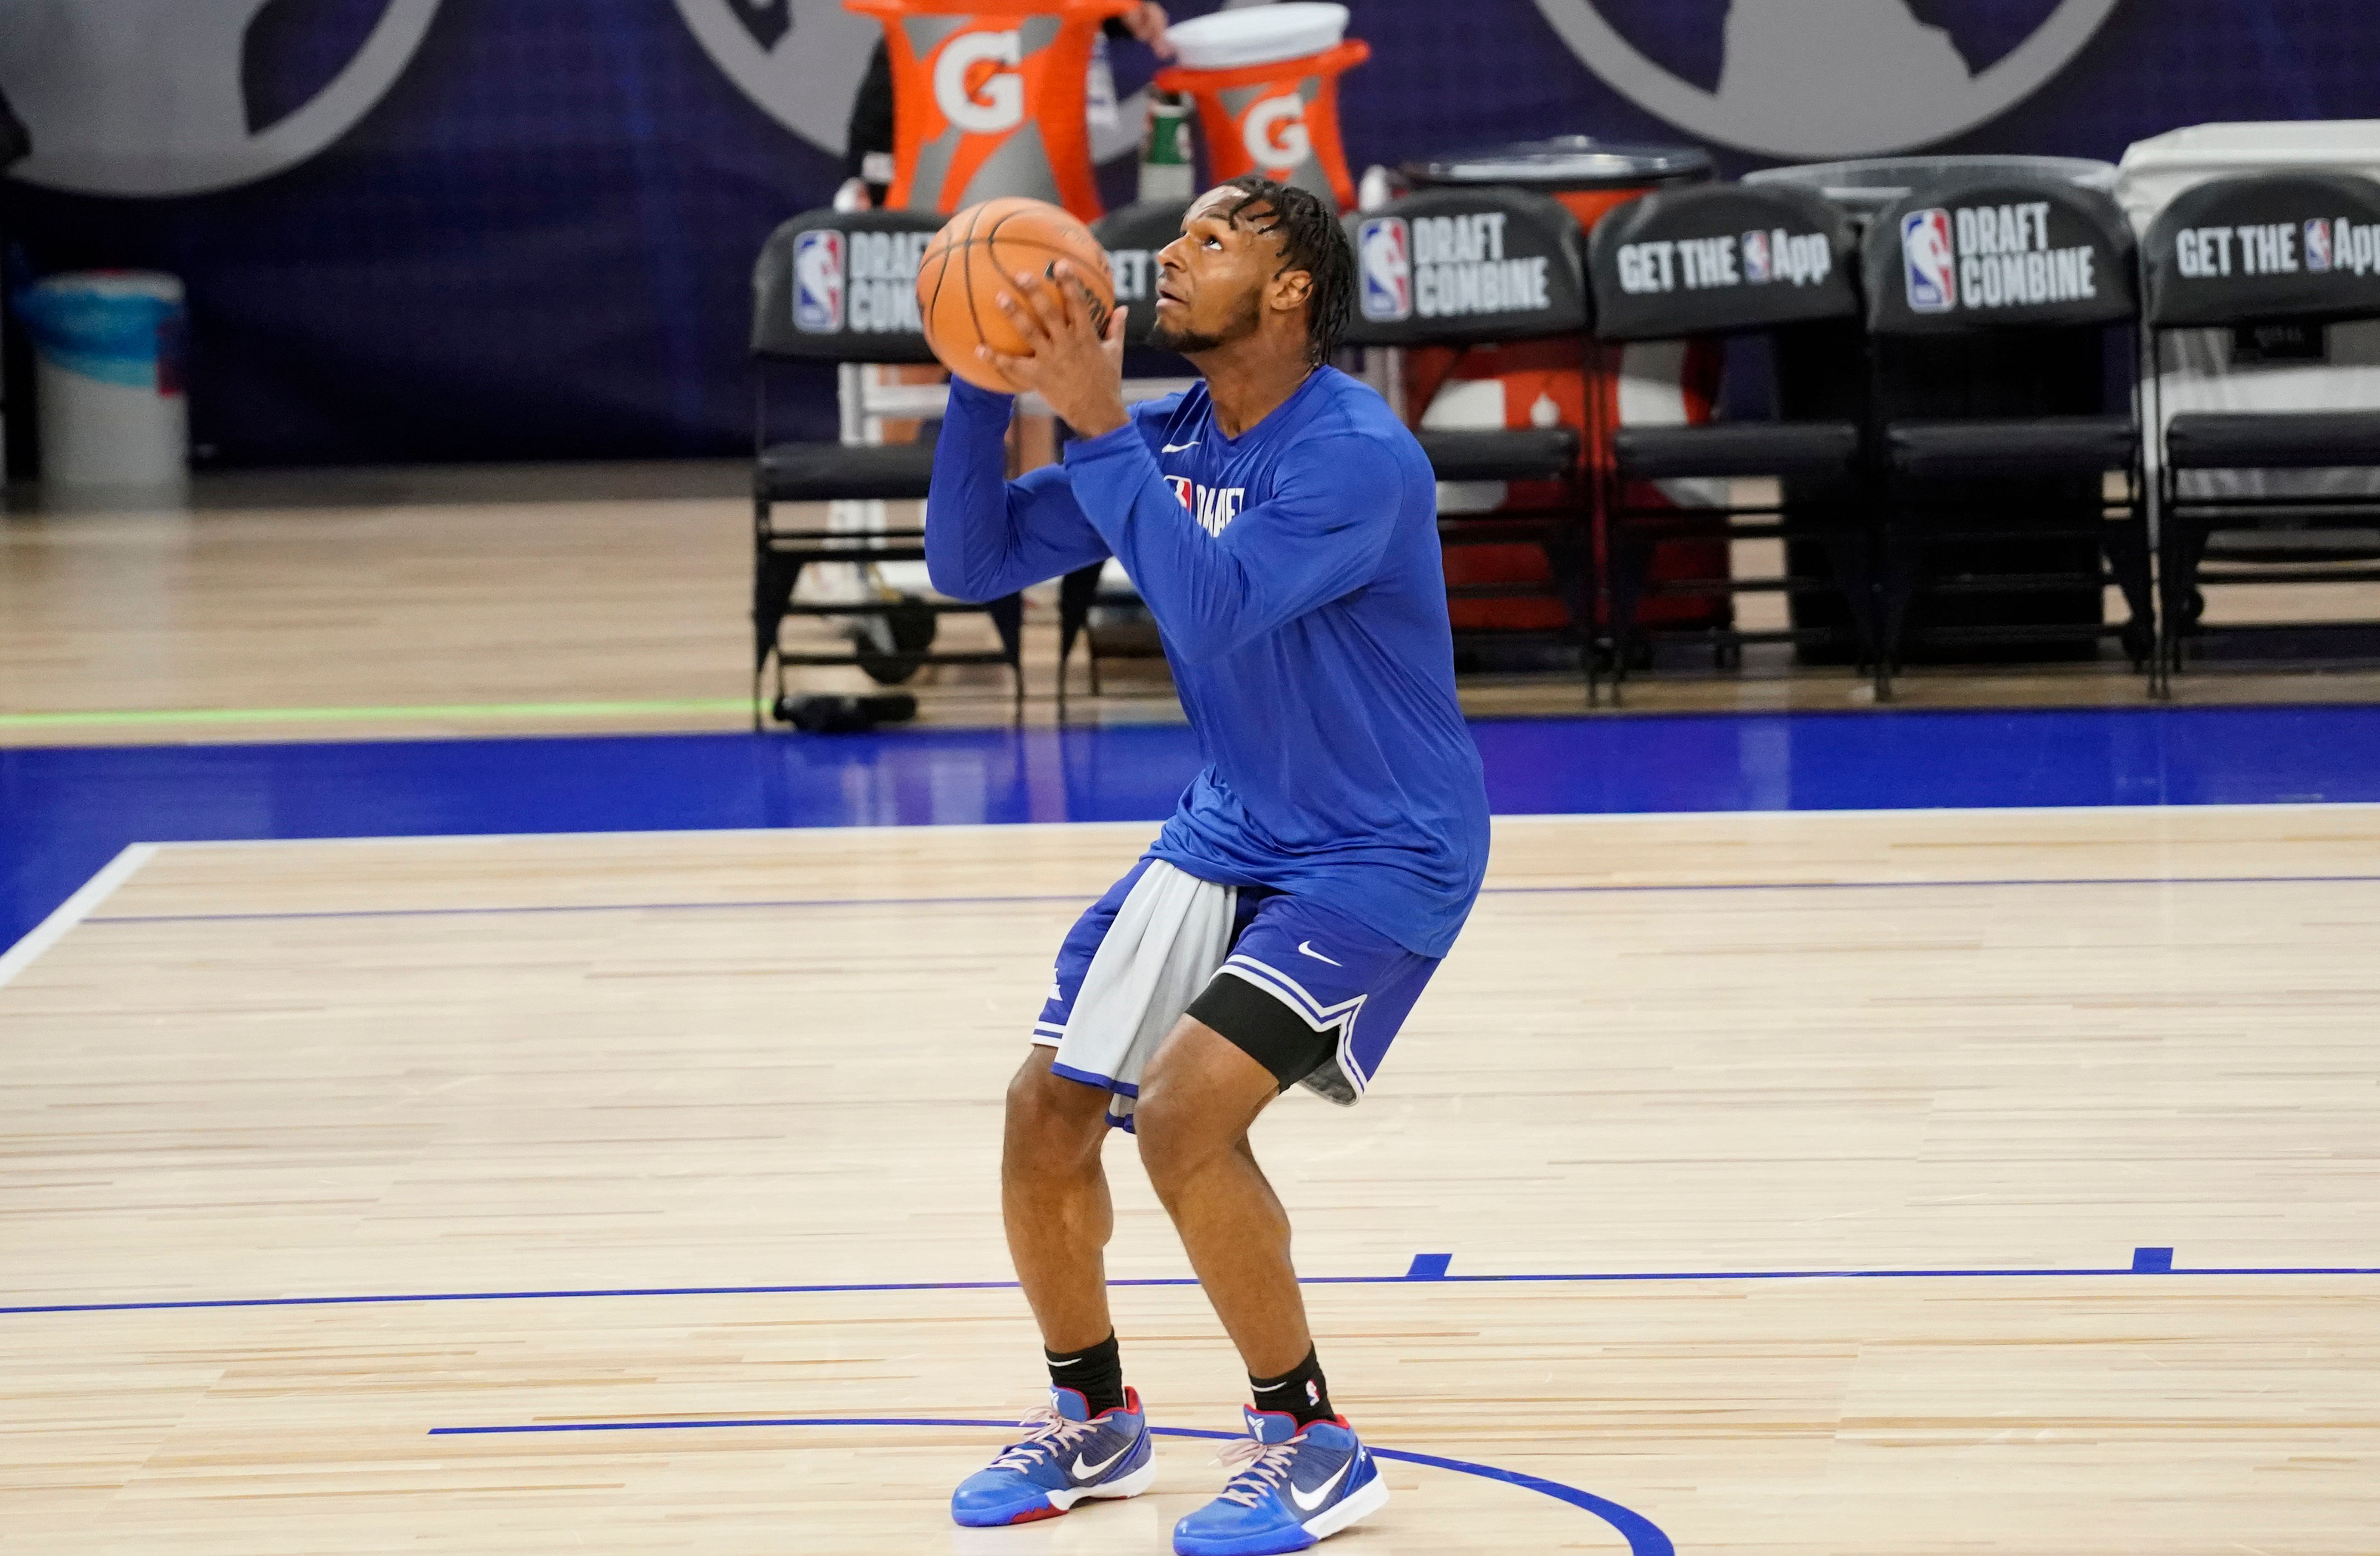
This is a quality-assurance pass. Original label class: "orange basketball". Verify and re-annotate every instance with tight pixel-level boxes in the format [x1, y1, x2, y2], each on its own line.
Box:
[916, 197, 1115, 393]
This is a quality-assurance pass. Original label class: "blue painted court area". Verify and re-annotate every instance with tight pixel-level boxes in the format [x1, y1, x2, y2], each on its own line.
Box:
[6, 704, 2380, 954]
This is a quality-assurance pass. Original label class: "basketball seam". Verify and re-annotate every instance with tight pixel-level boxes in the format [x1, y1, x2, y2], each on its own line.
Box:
[922, 202, 981, 364]
[961, 206, 1017, 380]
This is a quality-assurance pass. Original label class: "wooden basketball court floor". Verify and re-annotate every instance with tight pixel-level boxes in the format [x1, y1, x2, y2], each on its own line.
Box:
[5, 805, 2376, 1554]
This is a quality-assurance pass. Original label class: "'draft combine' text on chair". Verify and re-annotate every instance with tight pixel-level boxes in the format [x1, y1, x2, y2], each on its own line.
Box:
[1862, 175, 2154, 695]
[1340, 187, 1597, 698]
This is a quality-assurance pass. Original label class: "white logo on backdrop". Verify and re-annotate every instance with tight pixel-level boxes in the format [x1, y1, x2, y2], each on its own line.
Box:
[1529, 0, 2122, 159]
[0, 0, 443, 197]
[674, 0, 884, 159]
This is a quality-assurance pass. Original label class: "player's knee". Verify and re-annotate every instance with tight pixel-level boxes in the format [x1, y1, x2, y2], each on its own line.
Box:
[1005, 1053, 1108, 1150]
[1130, 1082, 1225, 1196]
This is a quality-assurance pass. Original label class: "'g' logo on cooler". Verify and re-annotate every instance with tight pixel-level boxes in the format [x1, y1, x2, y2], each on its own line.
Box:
[1900, 207, 1956, 313]
[1241, 94, 1311, 172]
[933, 29, 1024, 135]
[1358, 217, 1412, 322]
[794, 231, 845, 333]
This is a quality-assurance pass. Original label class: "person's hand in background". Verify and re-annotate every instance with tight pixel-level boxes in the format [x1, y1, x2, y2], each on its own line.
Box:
[1118, 2, 1174, 59]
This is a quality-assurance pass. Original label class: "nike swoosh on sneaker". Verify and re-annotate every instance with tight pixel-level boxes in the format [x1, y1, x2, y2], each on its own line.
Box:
[1162, 441, 1200, 452]
[1072, 1441, 1132, 1481]
[1297, 940, 1342, 966]
[1288, 1457, 1353, 1512]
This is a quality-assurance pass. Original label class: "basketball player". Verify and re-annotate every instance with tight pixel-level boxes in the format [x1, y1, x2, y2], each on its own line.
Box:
[924, 177, 1489, 1555]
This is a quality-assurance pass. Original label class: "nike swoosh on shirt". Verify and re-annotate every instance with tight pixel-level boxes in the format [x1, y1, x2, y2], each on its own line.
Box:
[1161, 441, 1200, 452]
[1288, 1458, 1353, 1512]
[1297, 941, 1342, 967]
[1072, 1442, 1132, 1481]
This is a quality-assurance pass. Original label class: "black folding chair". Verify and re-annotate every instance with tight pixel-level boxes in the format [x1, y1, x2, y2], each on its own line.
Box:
[2141, 169, 2380, 694]
[749, 209, 1023, 728]
[1339, 188, 1595, 699]
[1586, 181, 1871, 699]
[1861, 177, 2154, 696]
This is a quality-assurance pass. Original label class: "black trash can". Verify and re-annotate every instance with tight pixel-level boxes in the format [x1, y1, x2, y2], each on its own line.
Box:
[1746, 156, 2124, 663]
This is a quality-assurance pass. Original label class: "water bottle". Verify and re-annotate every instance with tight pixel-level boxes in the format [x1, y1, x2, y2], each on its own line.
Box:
[1138, 91, 1196, 204]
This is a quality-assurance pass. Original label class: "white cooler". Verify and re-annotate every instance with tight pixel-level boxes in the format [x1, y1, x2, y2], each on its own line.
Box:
[19, 270, 190, 499]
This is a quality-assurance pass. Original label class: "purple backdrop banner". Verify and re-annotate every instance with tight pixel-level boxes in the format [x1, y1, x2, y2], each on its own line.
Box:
[0, 1, 2370, 468]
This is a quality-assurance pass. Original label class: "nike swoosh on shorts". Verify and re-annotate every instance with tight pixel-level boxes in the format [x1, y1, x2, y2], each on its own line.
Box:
[1297, 940, 1342, 966]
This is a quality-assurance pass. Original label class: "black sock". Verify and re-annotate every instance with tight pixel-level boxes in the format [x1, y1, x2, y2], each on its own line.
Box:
[1045, 1333, 1125, 1416]
[1249, 1345, 1334, 1427]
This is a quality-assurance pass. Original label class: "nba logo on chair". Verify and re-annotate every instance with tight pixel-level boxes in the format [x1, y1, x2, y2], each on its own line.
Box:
[2305, 217, 2334, 272]
[1901, 207, 1956, 312]
[1740, 228, 1773, 284]
[793, 230, 844, 333]
[1358, 217, 1411, 322]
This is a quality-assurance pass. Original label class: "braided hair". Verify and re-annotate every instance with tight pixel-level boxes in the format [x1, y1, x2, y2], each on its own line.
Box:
[1220, 174, 1354, 366]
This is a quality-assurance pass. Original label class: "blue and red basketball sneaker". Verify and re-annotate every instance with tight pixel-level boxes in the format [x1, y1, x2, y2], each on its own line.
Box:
[950, 1386, 1155, 1527]
[1171, 1407, 1388, 1555]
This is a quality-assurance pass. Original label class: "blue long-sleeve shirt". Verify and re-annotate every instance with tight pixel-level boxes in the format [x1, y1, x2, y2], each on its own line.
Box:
[926, 369, 1488, 958]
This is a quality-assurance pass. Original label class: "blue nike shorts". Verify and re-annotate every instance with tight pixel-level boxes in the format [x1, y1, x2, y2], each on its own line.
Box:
[1032, 858, 1441, 1112]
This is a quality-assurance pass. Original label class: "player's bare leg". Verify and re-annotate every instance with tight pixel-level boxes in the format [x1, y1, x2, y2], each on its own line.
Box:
[951, 1050, 1155, 1529]
[1133, 1018, 1311, 1375]
[1001, 1047, 1118, 1352]
[1139, 1015, 1386, 1553]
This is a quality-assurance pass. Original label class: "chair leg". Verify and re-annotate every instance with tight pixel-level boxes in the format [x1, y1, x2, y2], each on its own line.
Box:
[2102, 517, 2155, 680]
[2163, 513, 2210, 693]
[1605, 521, 1660, 705]
[752, 510, 801, 729]
[988, 593, 1027, 720]
[1057, 563, 1103, 722]
[1546, 522, 1595, 709]
[1874, 518, 1925, 704]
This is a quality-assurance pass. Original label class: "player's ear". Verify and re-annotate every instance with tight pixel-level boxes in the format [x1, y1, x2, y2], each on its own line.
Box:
[1270, 266, 1313, 316]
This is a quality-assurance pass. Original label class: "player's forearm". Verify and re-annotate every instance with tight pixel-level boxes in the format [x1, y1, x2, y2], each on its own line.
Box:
[924, 380, 1072, 601]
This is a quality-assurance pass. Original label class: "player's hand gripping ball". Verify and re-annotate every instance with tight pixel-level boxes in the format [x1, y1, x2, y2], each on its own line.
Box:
[916, 198, 1115, 392]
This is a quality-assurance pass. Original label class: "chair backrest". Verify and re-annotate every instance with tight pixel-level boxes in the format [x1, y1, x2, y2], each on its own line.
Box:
[1092, 199, 1193, 347]
[1865, 176, 2137, 336]
[2141, 170, 2380, 330]
[1337, 187, 1588, 347]
[1587, 182, 1858, 342]
[752, 207, 943, 364]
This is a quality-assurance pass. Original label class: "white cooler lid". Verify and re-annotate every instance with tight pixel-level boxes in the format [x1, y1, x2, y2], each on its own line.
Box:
[31, 269, 184, 305]
[1165, 3, 1348, 70]
[2115, 120, 2380, 231]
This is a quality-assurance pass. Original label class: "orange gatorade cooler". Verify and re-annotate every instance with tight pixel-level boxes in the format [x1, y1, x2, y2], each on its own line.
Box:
[1398, 138, 1721, 639]
[1155, 3, 1369, 211]
[848, 0, 1135, 220]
